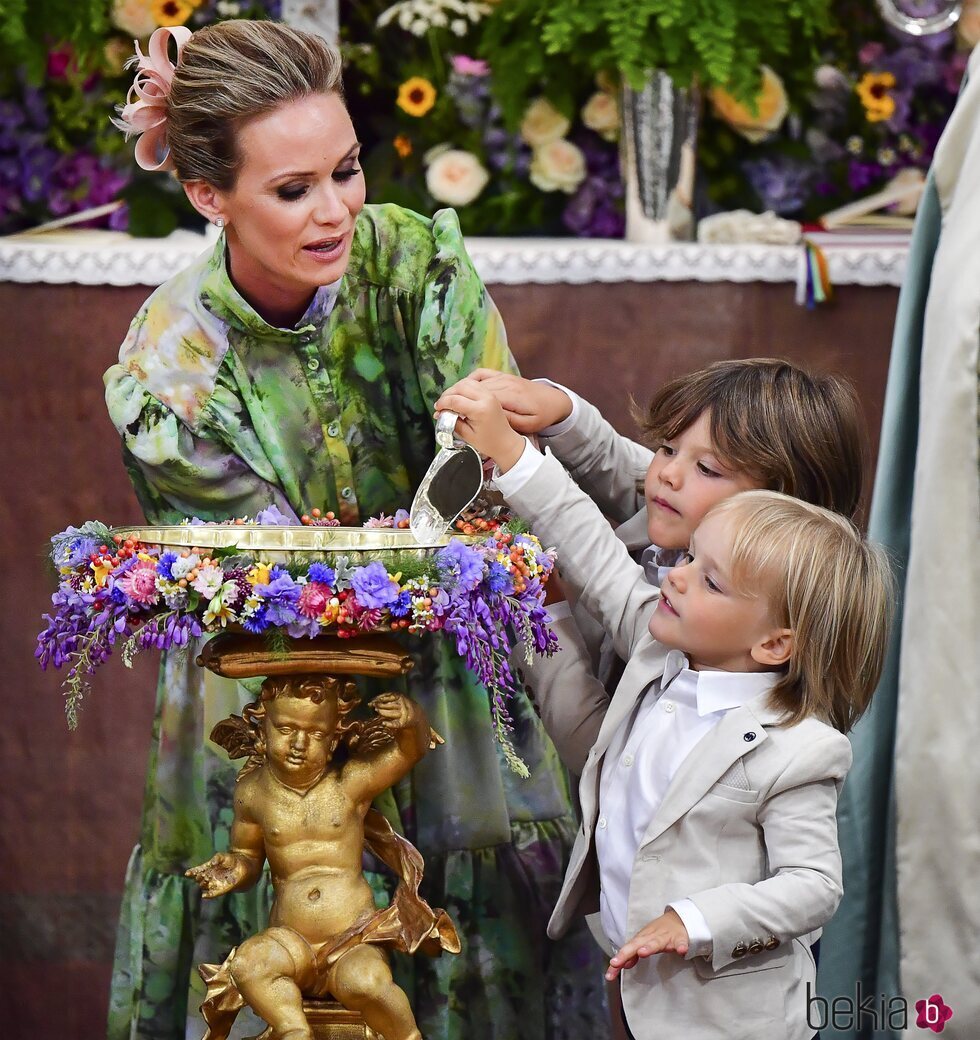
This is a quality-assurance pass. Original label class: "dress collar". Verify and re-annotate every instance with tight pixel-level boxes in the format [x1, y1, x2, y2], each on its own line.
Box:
[661, 649, 782, 717]
[198, 233, 343, 342]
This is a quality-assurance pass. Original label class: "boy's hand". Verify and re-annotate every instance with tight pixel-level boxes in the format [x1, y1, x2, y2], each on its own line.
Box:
[434, 378, 527, 472]
[604, 909, 690, 981]
[466, 369, 573, 433]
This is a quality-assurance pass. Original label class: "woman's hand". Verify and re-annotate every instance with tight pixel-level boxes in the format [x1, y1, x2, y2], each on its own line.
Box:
[604, 909, 690, 981]
[465, 369, 574, 433]
[435, 378, 527, 473]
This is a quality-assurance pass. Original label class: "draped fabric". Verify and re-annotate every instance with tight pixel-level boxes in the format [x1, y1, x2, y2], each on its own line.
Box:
[818, 50, 980, 1040]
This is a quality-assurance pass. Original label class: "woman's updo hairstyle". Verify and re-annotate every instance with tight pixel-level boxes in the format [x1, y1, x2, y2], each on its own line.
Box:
[167, 20, 344, 189]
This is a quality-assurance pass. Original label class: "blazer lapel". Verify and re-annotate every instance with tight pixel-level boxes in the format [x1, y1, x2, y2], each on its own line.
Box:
[638, 692, 785, 848]
[591, 636, 669, 760]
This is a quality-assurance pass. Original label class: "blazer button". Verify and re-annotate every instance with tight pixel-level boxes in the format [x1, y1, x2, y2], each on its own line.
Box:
[748, 939, 765, 955]
[743, 731, 757, 742]
[765, 936, 780, 950]
[731, 942, 748, 959]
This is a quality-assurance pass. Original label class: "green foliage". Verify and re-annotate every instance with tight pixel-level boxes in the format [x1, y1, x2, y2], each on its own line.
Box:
[0, 0, 108, 83]
[478, 0, 833, 126]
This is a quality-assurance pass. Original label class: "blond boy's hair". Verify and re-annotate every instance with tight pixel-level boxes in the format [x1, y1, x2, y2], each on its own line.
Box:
[637, 359, 866, 520]
[707, 491, 894, 733]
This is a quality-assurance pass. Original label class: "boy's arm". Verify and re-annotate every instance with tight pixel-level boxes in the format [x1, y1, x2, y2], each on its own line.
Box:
[502, 445, 659, 659]
[516, 612, 611, 776]
[537, 385, 653, 523]
[343, 694, 431, 805]
[463, 370, 651, 522]
[684, 731, 852, 971]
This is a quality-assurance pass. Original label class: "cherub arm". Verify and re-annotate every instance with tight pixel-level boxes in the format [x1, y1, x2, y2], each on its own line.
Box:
[342, 693, 431, 804]
[185, 777, 265, 898]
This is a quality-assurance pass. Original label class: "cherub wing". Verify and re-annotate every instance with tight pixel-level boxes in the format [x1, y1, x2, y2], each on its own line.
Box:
[209, 715, 256, 760]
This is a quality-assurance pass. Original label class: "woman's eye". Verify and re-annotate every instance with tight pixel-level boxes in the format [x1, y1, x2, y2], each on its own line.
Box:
[334, 167, 362, 182]
[277, 185, 308, 201]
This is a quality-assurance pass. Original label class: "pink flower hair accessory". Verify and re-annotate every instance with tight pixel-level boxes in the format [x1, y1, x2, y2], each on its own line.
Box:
[112, 25, 193, 172]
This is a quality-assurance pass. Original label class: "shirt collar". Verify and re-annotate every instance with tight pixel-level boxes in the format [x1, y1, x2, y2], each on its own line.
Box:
[198, 234, 343, 342]
[661, 649, 783, 717]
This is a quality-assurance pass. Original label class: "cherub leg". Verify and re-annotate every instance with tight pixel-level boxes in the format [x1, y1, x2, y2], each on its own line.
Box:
[230, 930, 315, 1040]
[328, 945, 421, 1040]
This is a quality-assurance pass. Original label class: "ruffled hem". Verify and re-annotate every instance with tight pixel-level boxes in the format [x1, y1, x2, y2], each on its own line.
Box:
[108, 817, 609, 1040]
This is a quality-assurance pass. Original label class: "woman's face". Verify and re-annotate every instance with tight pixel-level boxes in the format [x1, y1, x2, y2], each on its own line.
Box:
[214, 91, 366, 324]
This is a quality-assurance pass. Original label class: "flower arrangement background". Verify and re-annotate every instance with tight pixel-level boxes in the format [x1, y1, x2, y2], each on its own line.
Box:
[0, 0, 280, 237]
[697, 0, 970, 222]
[0, 0, 968, 236]
[340, 0, 625, 237]
[36, 509, 559, 776]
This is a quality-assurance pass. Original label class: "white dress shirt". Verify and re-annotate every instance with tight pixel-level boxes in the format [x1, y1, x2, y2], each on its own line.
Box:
[596, 650, 781, 954]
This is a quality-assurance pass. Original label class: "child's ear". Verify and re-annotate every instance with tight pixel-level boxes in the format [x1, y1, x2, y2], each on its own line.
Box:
[751, 628, 794, 668]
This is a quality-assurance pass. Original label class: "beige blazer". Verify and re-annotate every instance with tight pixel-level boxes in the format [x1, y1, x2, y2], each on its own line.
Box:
[507, 451, 852, 1040]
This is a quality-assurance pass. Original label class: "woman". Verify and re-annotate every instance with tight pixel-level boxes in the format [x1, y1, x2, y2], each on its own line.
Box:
[104, 19, 606, 1040]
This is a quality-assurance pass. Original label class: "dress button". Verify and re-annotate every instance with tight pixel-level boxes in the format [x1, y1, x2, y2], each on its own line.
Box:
[341, 486, 353, 500]
[622, 754, 634, 767]
[597, 817, 607, 829]
[327, 422, 340, 437]
[307, 356, 320, 371]
[663, 701, 675, 713]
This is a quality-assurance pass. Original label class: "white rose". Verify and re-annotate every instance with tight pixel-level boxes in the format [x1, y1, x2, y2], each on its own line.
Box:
[958, 0, 980, 46]
[581, 91, 619, 141]
[520, 98, 571, 148]
[110, 0, 157, 37]
[426, 149, 490, 207]
[529, 139, 587, 194]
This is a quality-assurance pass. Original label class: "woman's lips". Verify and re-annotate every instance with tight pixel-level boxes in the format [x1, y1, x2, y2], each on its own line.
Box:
[302, 233, 347, 261]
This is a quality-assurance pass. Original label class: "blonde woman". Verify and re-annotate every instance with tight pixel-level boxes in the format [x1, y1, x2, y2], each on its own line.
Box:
[105, 20, 605, 1040]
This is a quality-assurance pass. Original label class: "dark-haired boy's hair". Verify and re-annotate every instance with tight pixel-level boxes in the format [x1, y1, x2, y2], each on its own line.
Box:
[635, 358, 866, 519]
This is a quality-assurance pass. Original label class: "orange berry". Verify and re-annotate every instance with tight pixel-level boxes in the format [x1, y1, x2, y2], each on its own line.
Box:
[301, 514, 310, 524]
[312, 508, 322, 518]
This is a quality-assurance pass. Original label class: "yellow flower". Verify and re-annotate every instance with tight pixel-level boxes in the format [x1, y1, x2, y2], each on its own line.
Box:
[397, 77, 437, 118]
[247, 563, 272, 586]
[394, 134, 413, 158]
[151, 0, 195, 27]
[856, 72, 897, 124]
[710, 66, 788, 144]
[91, 559, 113, 588]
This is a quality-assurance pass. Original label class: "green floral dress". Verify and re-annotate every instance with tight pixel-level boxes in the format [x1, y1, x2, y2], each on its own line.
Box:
[103, 204, 608, 1040]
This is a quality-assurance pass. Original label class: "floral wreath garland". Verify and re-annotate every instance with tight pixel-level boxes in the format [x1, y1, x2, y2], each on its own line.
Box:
[36, 505, 558, 777]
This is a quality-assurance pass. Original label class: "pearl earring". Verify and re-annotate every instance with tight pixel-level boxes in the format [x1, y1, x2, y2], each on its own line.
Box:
[214, 217, 224, 228]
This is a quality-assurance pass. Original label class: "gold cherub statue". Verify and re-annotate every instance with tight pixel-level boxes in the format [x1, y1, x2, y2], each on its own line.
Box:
[186, 670, 459, 1040]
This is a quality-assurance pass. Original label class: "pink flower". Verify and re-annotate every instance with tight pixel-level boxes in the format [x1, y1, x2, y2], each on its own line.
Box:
[298, 581, 331, 618]
[451, 54, 490, 76]
[858, 42, 885, 67]
[118, 562, 160, 605]
[47, 46, 75, 80]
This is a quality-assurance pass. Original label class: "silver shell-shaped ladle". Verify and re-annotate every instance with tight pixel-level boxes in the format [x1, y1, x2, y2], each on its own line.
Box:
[409, 411, 485, 543]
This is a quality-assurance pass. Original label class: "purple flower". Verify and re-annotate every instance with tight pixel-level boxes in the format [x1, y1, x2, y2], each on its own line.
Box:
[390, 590, 413, 617]
[254, 503, 294, 525]
[50, 526, 99, 568]
[485, 560, 514, 595]
[307, 562, 336, 585]
[743, 157, 815, 215]
[436, 540, 485, 594]
[157, 552, 178, 581]
[254, 569, 301, 626]
[349, 561, 400, 609]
